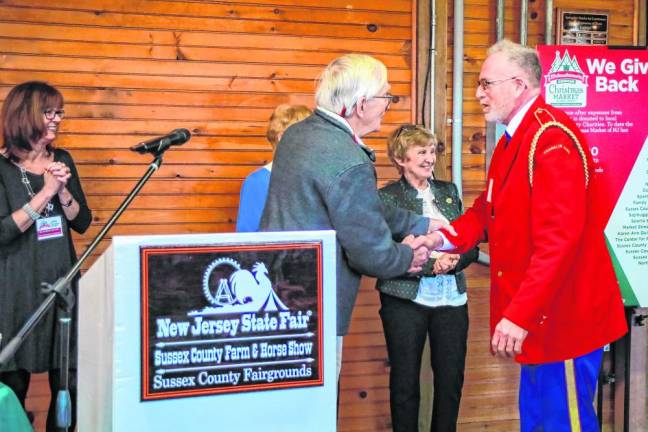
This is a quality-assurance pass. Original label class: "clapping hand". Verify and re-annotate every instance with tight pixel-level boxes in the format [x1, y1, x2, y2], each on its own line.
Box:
[46, 161, 71, 186]
[42, 167, 64, 196]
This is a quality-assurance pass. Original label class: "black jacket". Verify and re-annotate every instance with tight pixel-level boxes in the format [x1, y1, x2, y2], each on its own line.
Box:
[377, 177, 478, 300]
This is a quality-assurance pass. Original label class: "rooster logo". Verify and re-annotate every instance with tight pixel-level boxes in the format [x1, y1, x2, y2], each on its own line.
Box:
[188, 258, 287, 316]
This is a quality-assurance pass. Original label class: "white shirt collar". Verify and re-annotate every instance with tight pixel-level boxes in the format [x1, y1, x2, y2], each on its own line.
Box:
[316, 106, 365, 146]
[505, 96, 538, 138]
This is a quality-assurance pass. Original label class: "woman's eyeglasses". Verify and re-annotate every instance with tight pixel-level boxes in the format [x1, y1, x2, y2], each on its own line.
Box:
[43, 108, 65, 120]
[394, 123, 418, 139]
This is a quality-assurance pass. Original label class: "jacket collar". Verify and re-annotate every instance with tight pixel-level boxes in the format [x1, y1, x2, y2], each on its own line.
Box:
[394, 176, 458, 218]
[314, 108, 376, 162]
[490, 96, 546, 195]
[315, 107, 354, 135]
[397, 175, 424, 198]
[505, 95, 538, 138]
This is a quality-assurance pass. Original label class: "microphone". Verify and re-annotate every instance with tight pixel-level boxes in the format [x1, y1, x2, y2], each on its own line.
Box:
[130, 128, 191, 154]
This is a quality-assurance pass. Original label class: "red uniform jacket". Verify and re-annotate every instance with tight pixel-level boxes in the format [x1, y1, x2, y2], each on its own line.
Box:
[445, 97, 627, 364]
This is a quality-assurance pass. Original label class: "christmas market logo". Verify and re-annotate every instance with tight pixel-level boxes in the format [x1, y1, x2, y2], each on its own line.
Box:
[190, 257, 288, 316]
[544, 50, 589, 107]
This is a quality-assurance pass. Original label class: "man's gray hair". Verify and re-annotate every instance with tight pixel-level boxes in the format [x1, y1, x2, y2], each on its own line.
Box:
[488, 39, 541, 88]
[315, 54, 388, 117]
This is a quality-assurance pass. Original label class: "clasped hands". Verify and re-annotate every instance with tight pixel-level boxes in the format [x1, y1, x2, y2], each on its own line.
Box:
[402, 218, 456, 273]
[43, 161, 72, 196]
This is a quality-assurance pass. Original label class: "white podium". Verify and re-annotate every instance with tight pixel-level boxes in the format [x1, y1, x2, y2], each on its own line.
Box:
[78, 231, 336, 431]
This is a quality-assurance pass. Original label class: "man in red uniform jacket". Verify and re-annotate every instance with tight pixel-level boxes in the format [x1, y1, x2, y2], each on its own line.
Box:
[426, 40, 627, 431]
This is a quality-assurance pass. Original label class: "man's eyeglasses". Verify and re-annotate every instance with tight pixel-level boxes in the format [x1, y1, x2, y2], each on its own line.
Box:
[477, 76, 518, 92]
[372, 93, 400, 110]
[43, 108, 65, 120]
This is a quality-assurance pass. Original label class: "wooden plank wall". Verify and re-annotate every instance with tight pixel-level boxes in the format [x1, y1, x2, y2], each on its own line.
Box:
[0, 0, 414, 267]
[0, 1, 414, 431]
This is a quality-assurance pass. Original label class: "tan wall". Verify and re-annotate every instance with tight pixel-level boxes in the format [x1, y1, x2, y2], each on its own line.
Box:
[0, 1, 415, 430]
[0, 0, 415, 268]
[0, 0, 638, 431]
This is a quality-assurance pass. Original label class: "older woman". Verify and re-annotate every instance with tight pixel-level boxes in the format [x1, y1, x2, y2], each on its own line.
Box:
[236, 104, 311, 232]
[377, 125, 478, 432]
[0, 81, 91, 431]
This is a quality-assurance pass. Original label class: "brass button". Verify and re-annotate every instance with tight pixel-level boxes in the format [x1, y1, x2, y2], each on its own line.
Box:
[497, 270, 503, 277]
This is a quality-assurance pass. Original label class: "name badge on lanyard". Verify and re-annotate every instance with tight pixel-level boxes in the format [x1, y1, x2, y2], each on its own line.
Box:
[36, 215, 64, 241]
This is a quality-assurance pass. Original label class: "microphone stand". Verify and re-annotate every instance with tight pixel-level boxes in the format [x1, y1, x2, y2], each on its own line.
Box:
[0, 151, 166, 430]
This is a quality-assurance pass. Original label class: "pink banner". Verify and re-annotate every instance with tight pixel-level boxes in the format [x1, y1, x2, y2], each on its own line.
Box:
[538, 45, 648, 305]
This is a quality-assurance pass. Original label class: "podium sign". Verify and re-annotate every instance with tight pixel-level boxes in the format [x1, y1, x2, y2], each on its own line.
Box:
[78, 231, 336, 431]
[141, 242, 323, 400]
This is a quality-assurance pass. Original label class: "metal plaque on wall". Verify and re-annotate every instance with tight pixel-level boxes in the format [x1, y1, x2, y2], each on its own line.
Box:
[556, 10, 608, 46]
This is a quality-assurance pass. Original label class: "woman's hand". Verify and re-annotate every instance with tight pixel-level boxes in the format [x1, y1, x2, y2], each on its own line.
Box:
[42, 167, 64, 197]
[49, 161, 80, 221]
[433, 253, 460, 274]
[47, 161, 71, 187]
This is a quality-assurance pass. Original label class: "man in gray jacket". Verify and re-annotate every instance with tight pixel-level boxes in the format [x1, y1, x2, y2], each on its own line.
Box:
[260, 54, 432, 376]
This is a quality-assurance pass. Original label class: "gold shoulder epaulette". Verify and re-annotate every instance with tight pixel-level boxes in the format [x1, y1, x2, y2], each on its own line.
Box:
[528, 108, 589, 188]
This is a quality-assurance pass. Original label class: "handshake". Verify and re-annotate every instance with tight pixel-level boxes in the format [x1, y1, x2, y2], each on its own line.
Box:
[402, 219, 456, 273]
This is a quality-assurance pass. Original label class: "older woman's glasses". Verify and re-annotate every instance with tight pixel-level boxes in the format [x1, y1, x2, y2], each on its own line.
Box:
[43, 108, 65, 120]
[394, 123, 418, 139]
[373, 93, 400, 110]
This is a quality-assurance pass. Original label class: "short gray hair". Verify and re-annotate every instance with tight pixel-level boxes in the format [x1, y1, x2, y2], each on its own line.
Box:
[315, 54, 388, 117]
[487, 39, 541, 88]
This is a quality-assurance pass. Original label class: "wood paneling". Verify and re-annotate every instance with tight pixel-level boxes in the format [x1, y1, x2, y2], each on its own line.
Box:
[0, 0, 414, 269]
[2, 0, 637, 430]
[0, 1, 415, 430]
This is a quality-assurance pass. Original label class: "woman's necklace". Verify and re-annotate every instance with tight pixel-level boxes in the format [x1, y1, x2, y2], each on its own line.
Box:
[15, 161, 54, 217]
